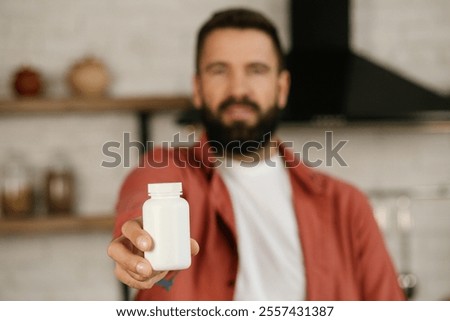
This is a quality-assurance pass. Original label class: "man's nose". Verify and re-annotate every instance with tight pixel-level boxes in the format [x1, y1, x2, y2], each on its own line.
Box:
[228, 71, 249, 99]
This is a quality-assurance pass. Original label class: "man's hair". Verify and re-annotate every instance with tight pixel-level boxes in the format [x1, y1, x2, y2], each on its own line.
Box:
[195, 8, 285, 72]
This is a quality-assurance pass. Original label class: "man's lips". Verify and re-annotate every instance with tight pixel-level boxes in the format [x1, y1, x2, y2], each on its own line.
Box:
[222, 104, 257, 121]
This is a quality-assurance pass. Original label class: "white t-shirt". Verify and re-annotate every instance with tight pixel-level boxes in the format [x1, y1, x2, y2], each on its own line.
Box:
[218, 154, 306, 300]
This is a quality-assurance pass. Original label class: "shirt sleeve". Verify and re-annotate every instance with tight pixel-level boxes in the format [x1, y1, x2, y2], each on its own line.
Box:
[350, 190, 406, 300]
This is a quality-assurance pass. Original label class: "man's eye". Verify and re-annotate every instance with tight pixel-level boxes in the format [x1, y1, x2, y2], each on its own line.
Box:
[249, 65, 269, 74]
[209, 66, 227, 75]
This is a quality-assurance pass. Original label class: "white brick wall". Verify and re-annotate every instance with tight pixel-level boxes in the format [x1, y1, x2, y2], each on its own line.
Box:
[0, 0, 449, 300]
[0, 232, 121, 300]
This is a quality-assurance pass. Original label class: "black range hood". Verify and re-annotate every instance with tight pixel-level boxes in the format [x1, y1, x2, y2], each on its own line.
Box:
[284, 0, 450, 122]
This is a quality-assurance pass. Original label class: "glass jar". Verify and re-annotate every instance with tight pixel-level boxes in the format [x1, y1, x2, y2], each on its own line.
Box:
[1, 154, 35, 219]
[44, 154, 75, 215]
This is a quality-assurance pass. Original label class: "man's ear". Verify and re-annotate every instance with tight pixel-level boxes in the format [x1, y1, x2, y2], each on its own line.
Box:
[277, 70, 291, 109]
[192, 74, 202, 109]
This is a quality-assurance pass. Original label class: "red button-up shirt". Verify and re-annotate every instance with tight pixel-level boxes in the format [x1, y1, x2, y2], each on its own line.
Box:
[114, 136, 405, 300]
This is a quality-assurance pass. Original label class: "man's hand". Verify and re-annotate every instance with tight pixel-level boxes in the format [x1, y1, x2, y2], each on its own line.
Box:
[107, 217, 200, 290]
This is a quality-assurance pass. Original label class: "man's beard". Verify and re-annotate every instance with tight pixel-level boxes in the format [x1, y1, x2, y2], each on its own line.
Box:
[200, 96, 282, 157]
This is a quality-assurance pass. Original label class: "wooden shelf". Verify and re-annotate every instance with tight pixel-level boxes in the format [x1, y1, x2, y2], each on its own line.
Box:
[0, 214, 115, 235]
[0, 96, 186, 235]
[0, 95, 192, 114]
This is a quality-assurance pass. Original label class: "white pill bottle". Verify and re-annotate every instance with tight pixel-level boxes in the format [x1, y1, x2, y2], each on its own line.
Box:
[142, 182, 191, 271]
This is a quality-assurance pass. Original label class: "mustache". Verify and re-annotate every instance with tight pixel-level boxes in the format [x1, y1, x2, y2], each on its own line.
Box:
[218, 97, 260, 114]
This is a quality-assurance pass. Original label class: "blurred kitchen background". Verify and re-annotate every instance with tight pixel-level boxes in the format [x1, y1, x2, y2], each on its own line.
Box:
[0, 0, 449, 300]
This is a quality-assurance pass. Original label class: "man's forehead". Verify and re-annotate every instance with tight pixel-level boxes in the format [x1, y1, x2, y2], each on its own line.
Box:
[199, 28, 278, 63]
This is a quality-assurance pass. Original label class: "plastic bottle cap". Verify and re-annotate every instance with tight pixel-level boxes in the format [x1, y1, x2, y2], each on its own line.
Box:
[148, 182, 182, 195]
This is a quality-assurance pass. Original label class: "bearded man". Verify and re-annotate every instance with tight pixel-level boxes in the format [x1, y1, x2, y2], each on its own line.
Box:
[108, 8, 404, 301]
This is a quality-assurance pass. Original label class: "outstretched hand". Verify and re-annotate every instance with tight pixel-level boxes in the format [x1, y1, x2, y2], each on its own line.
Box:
[107, 217, 199, 289]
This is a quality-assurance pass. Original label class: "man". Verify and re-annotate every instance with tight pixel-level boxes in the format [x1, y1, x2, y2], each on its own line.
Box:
[107, 8, 405, 300]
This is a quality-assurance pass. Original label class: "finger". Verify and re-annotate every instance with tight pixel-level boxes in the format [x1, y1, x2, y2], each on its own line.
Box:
[190, 239, 200, 256]
[115, 265, 168, 290]
[125, 265, 166, 283]
[121, 219, 153, 252]
[108, 236, 153, 278]
[126, 268, 153, 282]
